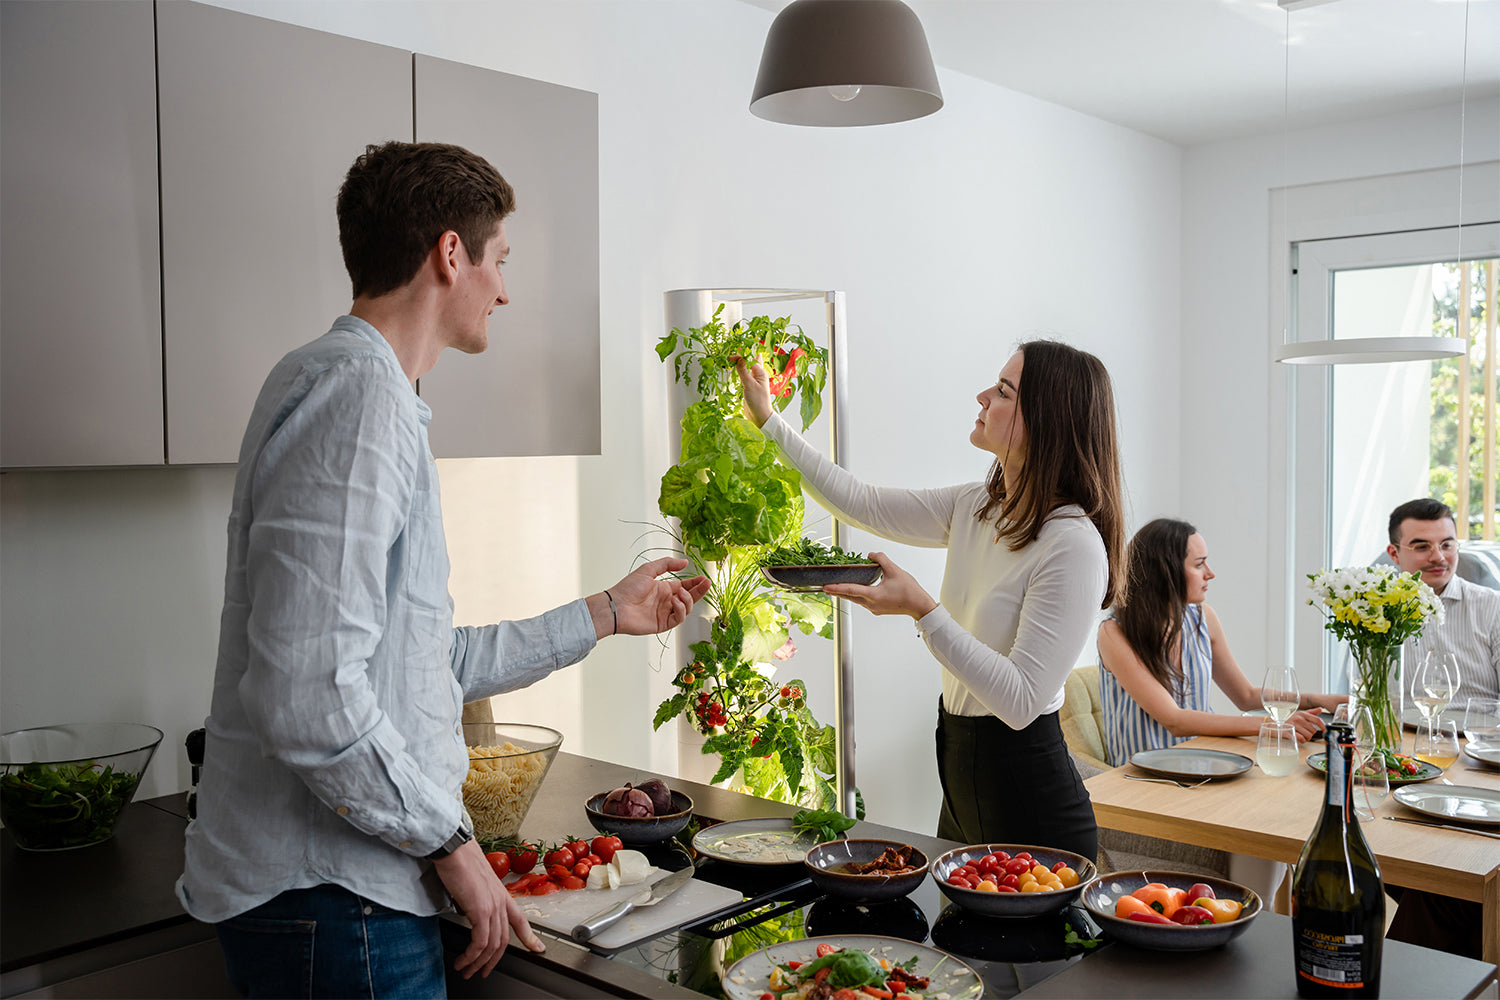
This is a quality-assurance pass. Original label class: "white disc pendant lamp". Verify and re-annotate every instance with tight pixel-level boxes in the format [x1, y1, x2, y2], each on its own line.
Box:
[750, 0, 943, 127]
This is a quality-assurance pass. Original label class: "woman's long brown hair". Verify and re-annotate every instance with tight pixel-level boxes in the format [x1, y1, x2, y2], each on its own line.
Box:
[1112, 517, 1196, 695]
[975, 340, 1124, 608]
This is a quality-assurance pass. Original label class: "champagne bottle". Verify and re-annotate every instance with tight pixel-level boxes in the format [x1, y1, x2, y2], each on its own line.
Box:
[1291, 721, 1384, 997]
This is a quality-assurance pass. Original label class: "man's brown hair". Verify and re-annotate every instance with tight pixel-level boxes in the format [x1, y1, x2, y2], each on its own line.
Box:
[337, 141, 516, 299]
[975, 339, 1126, 608]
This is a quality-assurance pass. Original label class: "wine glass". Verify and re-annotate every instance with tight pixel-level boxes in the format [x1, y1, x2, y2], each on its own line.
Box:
[1255, 721, 1300, 777]
[1462, 696, 1500, 749]
[1261, 665, 1301, 724]
[1412, 651, 1457, 749]
[1349, 703, 1380, 766]
[1353, 756, 1390, 822]
[1414, 718, 1461, 770]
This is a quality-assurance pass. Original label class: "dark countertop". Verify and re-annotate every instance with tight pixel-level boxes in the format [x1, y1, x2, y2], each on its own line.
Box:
[1, 793, 196, 973]
[3, 754, 1495, 999]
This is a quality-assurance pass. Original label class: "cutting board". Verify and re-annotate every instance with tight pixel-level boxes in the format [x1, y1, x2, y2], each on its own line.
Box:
[508, 869, 742, 952]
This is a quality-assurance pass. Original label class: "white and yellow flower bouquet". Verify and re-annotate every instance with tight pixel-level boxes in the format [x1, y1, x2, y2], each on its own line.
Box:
[1306, 565, 1444, 750]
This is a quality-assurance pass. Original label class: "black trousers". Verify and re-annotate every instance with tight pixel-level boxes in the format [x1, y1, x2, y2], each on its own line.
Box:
[935, 699, 1098, 861]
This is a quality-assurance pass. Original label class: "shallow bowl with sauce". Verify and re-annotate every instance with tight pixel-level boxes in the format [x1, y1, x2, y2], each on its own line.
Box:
[804, 838, 930, 903]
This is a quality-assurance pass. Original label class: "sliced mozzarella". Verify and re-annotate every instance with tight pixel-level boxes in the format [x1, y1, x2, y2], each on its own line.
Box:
[605, 862, 621, 890]
[611, 849, 651, 886]
[586, 864, 610, 890]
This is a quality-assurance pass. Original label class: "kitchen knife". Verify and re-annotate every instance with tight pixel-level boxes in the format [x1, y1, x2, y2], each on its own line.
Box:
[570, 865, 696, 943]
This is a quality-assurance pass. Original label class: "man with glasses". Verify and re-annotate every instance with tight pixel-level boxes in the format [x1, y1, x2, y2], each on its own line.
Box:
[1382, 498, 1497, 961]
[1386, 498, 1500, 701]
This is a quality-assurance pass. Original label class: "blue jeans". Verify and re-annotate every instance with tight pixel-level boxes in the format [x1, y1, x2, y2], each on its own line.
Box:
[215, 884, 445, 999]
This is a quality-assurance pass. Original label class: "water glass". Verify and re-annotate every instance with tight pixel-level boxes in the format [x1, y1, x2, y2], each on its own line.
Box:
[1255, 721, 1300, 777]
[1414, 718, 1461, 770]
[1463, 697, 1500, 748]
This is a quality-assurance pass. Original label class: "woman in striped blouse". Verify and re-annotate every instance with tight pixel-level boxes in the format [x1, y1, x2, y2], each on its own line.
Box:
[1096, 518, 1342, 767]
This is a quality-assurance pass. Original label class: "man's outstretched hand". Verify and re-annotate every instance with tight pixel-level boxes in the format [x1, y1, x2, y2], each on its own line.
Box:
[591, 557, 711, 638]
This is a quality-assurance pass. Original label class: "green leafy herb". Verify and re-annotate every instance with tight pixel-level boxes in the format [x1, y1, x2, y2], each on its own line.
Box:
[1064, 925, 1103, 951]
[0, 761, 141, 849]
[760, 537, 870, 567]
[781, 947, 886, 989]
[792, 807, 856, 842]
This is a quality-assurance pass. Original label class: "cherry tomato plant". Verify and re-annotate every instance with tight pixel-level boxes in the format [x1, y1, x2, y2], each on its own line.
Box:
[652, 307, 847, 810]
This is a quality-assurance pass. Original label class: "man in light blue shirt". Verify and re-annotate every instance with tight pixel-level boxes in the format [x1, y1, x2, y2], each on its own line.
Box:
[178, 141, 709, 997]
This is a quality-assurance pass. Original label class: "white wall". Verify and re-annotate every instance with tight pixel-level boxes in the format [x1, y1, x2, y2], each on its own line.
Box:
[1181, 97, 1500, 708]
[0, 0, 1181, 830]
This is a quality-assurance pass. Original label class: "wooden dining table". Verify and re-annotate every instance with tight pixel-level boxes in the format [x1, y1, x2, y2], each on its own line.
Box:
[1083, 734, 1500, 964]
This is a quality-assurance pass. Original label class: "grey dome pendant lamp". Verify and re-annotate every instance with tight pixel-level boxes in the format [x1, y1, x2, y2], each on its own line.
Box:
[750, 0, 943, 126]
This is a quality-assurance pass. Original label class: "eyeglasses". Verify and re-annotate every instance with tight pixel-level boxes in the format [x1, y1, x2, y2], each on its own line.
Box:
[1402, 540, 1458, 556]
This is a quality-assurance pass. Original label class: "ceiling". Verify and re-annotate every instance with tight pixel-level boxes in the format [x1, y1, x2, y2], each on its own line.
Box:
[742, 0, 1500, 147]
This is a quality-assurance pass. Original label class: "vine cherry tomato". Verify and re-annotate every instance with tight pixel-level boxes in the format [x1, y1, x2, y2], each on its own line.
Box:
[507, 845, 538, 875]
[544, 848, 574, 870]
[485, 851, 511, 880]
[573, 860, 594, 878]
[565, 838, 589, 860]
[590, 836, 621, 864]
[559, 874, 586, 891]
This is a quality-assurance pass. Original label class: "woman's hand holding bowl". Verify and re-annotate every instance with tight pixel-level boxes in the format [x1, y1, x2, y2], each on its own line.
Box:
[824, 552, 939, 620]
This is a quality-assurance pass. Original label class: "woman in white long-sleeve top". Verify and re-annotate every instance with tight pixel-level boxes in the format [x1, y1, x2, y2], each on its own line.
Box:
[736, 342, 1123, 859]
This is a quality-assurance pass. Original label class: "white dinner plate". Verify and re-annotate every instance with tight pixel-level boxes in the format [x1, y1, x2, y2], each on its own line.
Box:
[1392, 784, 1500, 826]
[1461, 743, 1500, 770]
[692, 818, 821, 867]
[719, 934, 983, 1000]
[1129, 747, 1254, 780]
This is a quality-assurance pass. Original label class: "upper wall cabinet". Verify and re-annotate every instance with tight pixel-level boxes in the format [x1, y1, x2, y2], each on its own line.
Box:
[156, 1, 413, 465]
[414, 57, 601, 459]
[1, 1, 164, 468]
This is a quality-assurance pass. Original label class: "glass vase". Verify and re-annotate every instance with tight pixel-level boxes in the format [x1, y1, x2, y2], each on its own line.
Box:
[1347, 640, 1404, 752]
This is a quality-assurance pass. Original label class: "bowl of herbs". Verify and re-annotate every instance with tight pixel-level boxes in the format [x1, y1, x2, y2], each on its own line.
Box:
[1, 722, 163, 851]
[759, 538, 881, 592]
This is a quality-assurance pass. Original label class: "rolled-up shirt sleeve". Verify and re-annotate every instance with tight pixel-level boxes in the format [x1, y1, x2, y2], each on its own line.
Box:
[238, 361, 458, 854]
[451, 601, 598, 701]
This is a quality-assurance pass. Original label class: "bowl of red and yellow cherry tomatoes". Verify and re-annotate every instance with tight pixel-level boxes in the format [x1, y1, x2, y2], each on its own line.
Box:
[1080, 870, 1261, 951]
[932, 843, 1095, 917]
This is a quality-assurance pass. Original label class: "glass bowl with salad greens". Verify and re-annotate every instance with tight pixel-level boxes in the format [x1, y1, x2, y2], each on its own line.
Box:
[1, 722, 163, 851]
[759, 538, 881, 592]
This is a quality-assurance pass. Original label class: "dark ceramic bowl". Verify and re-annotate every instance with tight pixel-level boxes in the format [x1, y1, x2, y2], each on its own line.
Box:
[804, 839, 930, 903]
[931, 843, 1095, 918]
[584, 789, 694, 845]
[760, 564, 882, 592]
[1080, 870, 1261, 951]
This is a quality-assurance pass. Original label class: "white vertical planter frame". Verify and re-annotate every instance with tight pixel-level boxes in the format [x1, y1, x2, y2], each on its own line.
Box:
[663, 288, 856, 817]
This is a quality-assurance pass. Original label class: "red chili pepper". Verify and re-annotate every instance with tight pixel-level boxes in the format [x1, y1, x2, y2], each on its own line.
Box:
[1127, 910, 1177, 925]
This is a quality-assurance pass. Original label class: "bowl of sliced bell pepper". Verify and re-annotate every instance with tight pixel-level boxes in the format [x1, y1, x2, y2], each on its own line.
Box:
[1081, 870, 1261, 951]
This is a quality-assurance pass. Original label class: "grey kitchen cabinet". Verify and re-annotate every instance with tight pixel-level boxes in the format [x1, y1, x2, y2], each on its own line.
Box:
[1, 0, 164, 468]
[414, 56, 601, 459]
[156, 1, 412, 465]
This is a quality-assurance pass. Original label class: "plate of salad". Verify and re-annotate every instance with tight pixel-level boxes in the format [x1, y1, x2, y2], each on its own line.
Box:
[760, 539, 881, 593]
[720, 935, 983, 1000]
[1306, 749, 1442, 784]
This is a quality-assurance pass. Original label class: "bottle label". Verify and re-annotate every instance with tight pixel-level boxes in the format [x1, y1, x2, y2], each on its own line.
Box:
[1296, 929, 1368, 989]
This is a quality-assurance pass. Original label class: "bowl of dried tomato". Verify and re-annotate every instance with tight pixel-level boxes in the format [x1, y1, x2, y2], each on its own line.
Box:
[804, 838, 929, 903]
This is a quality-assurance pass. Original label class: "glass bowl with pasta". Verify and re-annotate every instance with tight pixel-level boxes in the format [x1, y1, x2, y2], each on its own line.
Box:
[461, 723, 563, 842]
